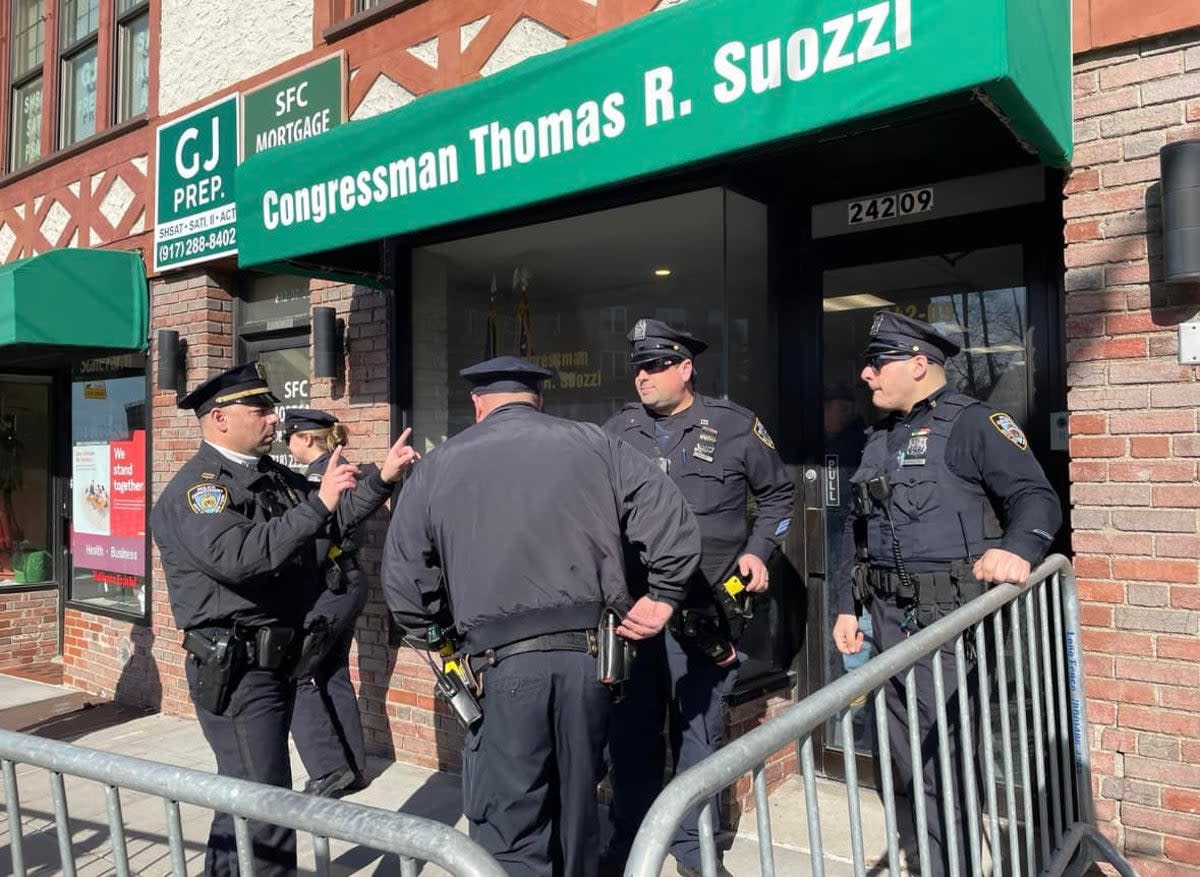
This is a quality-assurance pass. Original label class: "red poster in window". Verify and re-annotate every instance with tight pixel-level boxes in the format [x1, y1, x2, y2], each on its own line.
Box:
[109, 430, 145, 539]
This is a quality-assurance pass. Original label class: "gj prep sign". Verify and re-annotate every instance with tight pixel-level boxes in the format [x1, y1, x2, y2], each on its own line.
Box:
[154, 94, 239, 272]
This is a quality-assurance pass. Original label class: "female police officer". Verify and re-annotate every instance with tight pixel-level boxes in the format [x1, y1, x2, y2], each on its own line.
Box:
[284, 408, 372, 797]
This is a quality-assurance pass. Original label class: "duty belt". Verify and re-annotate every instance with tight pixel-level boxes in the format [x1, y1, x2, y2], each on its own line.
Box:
[867, 567, 953, 596]
[468, 629, 597, 675]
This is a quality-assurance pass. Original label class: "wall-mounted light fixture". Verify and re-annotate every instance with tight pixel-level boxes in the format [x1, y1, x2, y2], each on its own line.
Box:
[1162, 139, 1200, 284]
[156, 329, 188, 393]
[312, 307, 347, 379]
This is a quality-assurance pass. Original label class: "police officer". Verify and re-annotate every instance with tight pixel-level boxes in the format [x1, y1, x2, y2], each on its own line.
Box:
[151, 363, 418, 876]
[601, 319, 794, 877]
[283, 409, 371, 797]
[833, 312, 1061, 877]
[381, 355, 702, 877]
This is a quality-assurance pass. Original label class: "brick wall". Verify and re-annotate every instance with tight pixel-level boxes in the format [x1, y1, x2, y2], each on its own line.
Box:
[1068, 28, 1200, 876]
[0, 588, 58, 670]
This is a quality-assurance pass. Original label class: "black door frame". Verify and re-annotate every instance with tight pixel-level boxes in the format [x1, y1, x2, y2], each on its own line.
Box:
[778, 169, 1069, 782]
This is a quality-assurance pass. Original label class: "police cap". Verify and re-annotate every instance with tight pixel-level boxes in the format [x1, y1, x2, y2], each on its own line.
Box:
[459, 355, 553, 395]
[864, 311, 960, 365]
[282, 408, 338, 436]
[178, 361, 280, 416]
[627, 318, 707, 364]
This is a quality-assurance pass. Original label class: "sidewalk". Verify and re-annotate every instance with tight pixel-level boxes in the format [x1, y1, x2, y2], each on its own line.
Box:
[0, 674, 900, 875]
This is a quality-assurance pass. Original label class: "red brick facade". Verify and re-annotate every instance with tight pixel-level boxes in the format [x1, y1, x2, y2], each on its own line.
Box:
[0, 588, 58, 672]
[1067, 27, 1200, 876]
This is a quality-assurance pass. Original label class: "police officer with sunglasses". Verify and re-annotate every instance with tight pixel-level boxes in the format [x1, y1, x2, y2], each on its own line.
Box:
[836, 311, 1061, 876]
[601, 319, 794, 877]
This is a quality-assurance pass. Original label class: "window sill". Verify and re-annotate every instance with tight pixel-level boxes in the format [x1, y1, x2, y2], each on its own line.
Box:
[323, 0, 428, 43]
[0, 581, 59, 596]
[3, 115, 150, 188]
[65, 599, 150, 626]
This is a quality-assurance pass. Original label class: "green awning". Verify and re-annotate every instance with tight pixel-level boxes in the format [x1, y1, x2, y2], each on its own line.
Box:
[236, 0, 1071, 269]
[0, 249, 149, 350]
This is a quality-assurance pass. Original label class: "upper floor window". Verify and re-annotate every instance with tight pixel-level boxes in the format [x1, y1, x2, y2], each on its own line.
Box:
[353, 0, 382, 10]
[6, 0, 150, 172]
[10, 0, 45, 170]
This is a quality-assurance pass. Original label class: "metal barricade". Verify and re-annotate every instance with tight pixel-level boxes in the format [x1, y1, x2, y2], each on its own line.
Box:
[626, 554, 1140, 877]
[0, 727, 505, 877]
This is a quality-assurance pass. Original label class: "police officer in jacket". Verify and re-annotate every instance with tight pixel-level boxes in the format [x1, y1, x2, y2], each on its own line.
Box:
[834, 312, 1061, 877]
[151, 363, 418, 877]
[381, 356, 702, 877]
[283, 408, 372, 797]
[601, 320, 795, 877]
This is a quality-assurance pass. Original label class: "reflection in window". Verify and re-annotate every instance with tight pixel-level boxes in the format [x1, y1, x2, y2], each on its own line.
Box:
[59, 0, 101, 147]
[70, 370, 147, 615]
[411, 189, 772, 451]
[9, 0, 44, 169]
[0, 378, 52, 586]
[116, 2, 150, 122]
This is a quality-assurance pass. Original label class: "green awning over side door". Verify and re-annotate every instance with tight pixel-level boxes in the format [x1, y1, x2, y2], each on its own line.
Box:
[0, 249, 149, 350]
[235, 0, 1072, 269]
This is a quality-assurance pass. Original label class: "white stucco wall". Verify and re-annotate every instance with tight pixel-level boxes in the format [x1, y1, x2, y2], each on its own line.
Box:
[159, 0, 312, 116]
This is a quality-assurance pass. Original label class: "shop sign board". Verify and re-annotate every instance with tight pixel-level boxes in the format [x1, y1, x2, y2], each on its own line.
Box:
[235, 0, 1071, 268]
[242, 53, 346, 159]
[154, 93, 240, 272]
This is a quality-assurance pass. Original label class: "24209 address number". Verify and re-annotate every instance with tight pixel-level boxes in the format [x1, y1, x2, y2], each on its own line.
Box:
[847, 187, 934, 226]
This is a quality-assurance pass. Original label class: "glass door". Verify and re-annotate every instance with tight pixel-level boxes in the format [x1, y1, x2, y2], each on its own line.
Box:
[820, 244, 1031, 775]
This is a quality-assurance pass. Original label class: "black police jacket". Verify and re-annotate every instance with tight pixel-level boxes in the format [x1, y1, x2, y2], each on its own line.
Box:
[381, 402, 702, 653]
[604, 395, 795, 606]
[836, 388, 1061, 615]
[151, 442, 392, 631]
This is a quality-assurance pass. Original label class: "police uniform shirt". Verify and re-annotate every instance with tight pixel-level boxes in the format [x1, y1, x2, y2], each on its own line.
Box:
[835, 387, 1061, 614]
[604, 395, 794, 594]
[151, 443, 392, 631]
[381, 402, 702, 653]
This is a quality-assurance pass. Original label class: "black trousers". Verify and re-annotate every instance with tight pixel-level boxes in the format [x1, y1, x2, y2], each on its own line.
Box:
[870, 594, 981, 877]
[606, 631, 738, 870]
[462, 650, 609, 877]
[292, 576, 369, 779]
[186, 660, 297, 877]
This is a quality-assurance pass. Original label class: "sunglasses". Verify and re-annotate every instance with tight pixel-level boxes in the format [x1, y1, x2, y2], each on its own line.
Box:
[634, 358, 681, 375]
[863, 353, 913, 372]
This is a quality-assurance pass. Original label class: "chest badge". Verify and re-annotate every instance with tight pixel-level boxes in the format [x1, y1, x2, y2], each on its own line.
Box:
[693, 424, 719, 463]
[186, 483, 229, 515]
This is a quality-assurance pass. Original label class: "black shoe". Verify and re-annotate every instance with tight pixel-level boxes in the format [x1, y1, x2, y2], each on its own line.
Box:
[302, 767, 356, 797]
[344, 771, 370, 792]
[676, 862, 733, 877]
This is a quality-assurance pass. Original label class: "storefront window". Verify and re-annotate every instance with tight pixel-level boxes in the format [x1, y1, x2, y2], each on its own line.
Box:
[410, 188, 773, 447]
[411, 189, 793, 686]
[0, 377, 53, 587]
[69, 360, 148, 617]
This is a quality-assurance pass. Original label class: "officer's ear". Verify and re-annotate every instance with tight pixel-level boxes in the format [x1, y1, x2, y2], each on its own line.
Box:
[471, 392, 486, 424]
[679, 358, 694, 384]
[910, 355, 930, 380]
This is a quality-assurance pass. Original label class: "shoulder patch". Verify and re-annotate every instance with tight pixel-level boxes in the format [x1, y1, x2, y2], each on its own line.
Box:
[186, 482, 230, 515]
[989, 412, 1028, 451]
[753, 418, 777, 450]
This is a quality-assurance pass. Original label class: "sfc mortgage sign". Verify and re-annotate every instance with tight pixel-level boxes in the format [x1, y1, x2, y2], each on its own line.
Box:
[154, 94, 239, 272]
